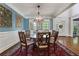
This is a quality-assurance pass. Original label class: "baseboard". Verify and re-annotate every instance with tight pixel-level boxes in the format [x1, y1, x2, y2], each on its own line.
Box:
[0, 42, 20, 56]
[58, 36, 72, 38]
[0, 41, 19, 55]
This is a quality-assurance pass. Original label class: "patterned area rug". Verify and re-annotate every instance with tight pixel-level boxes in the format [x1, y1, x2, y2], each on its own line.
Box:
[12, 44, 71, 56]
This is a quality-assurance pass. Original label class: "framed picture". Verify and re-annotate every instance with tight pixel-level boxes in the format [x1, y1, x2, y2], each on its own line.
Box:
[16, 14, 23, 28]
[0, 5, 12, 27]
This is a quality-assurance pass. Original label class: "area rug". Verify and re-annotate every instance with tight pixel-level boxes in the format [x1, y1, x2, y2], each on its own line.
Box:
[11, 43, 73, 56]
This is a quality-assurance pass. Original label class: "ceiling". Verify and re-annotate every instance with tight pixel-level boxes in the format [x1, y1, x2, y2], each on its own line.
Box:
[6, 3, 75, 18]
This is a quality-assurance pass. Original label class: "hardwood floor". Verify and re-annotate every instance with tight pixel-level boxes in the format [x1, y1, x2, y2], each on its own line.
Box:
[58, 36, 79, 55]
[0, 36, 79, 56]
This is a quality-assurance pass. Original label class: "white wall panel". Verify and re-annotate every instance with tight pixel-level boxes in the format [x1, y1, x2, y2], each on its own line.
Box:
[0, 31, 19, 53]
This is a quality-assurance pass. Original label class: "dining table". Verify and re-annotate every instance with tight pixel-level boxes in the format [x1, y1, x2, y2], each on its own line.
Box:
[30, 33, 37, 48]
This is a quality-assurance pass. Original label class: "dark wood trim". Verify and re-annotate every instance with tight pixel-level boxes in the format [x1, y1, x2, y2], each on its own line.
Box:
[58, 36, 72, 37]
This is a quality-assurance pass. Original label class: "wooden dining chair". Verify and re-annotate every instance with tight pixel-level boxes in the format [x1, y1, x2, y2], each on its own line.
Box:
[18, 31, 34, 55]
[36, 32, 50, 55]
[25, 30, 30, 40]
[18, 31, 27, 55]
[50, 31, 59, 53]
[25, 31, 34, 45]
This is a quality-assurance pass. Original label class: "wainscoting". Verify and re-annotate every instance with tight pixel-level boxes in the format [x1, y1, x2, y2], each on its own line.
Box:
[0, 31, 19, 53]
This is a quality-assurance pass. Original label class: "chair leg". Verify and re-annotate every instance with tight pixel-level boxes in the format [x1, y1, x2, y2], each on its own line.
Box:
[25, 47, 27, 55]
[47, 48, 49, 56]
[33, 43, 36, 50]
[19, 46, 22, 55]
[54, 43, 57, 55]
[54, 43, 56, 54]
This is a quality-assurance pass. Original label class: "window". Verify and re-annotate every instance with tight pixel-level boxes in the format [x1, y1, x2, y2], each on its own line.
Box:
[29, 19, 50, 30]
[33, 22, 37, 30]
[42, 20, 49, 30]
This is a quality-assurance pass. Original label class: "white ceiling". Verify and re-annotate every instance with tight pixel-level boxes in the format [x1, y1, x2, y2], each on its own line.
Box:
[6, 3, 75, 18]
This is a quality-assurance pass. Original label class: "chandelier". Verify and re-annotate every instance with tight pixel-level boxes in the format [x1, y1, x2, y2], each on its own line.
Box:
[35, 5, 43, 22]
